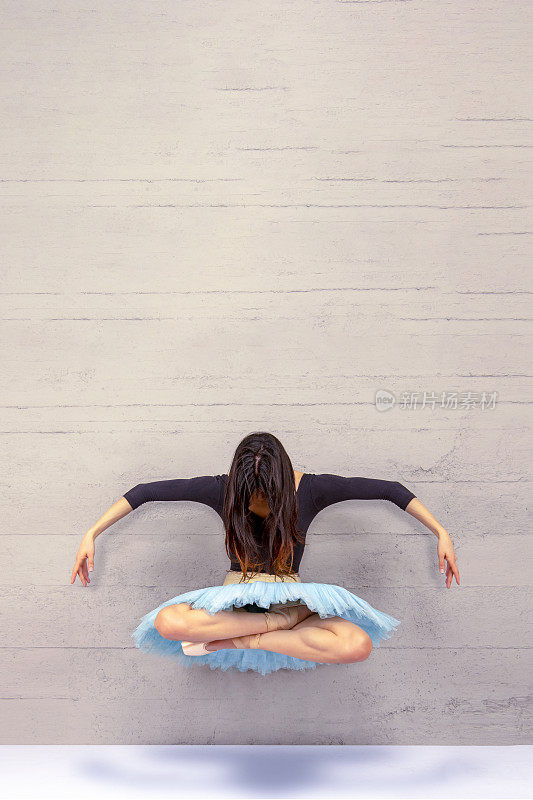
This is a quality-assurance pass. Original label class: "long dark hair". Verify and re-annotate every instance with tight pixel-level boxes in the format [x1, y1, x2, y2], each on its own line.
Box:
[222, 432, 305, 579]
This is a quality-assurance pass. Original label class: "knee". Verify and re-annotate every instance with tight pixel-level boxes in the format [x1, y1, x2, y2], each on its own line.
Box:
[154, 603, 192, 639]
[338, 630, 373, 663]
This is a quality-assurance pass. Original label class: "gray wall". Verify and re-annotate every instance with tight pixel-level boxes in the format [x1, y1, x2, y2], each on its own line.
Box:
[1, 0, 531, 744]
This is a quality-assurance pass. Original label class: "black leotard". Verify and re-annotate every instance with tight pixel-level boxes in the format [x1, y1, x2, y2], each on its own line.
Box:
[123, 473, 416, 574]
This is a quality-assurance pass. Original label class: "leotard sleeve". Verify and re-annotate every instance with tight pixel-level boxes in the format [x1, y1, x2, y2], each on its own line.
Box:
[310, 473, 416, 514]
[123, 475, 223, 513]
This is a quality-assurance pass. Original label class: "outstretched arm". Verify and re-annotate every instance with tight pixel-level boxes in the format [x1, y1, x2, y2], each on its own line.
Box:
[70, 475, 223, 587]
[310, 473, 459, 588]
[404, 497, 460, 588]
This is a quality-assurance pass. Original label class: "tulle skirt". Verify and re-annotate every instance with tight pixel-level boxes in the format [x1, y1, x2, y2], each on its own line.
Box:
[132, 570, 401, 675]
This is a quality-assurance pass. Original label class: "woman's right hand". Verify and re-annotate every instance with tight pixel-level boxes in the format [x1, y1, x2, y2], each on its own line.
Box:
[71, 533, 95, 587]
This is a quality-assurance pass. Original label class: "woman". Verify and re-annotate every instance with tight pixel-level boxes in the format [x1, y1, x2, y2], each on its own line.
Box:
[70, 432, 460, 675]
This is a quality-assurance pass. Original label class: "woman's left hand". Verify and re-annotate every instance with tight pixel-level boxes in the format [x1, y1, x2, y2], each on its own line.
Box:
[437, 533, 460, 588]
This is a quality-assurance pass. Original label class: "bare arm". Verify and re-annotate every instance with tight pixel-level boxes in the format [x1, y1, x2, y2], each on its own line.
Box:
[90, 496, 133, 540]
[404, 497, 460, 588]
[70, 496, 133, 587]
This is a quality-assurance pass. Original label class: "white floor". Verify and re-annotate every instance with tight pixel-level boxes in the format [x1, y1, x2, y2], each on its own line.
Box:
[1, 745, 531, 800]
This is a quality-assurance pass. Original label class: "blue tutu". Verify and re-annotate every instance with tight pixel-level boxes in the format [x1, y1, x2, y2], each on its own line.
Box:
[132, 577, 401, 675]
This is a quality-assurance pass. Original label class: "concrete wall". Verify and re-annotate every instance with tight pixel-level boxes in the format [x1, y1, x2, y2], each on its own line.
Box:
[1, 0, 531, 744]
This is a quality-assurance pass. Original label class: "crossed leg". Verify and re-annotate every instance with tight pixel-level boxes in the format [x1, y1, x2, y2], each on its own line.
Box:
[205, 613, 373, 663]
[154, 603, 373, 664]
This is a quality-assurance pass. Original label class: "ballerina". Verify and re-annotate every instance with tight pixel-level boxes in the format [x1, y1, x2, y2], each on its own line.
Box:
[70, 431, 460, 675]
